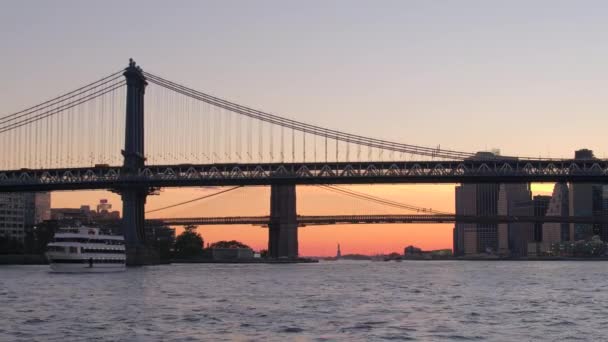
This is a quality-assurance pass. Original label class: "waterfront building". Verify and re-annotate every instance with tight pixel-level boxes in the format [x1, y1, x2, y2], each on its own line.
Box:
[456, 182, 533, 256]
[0, 192, 50, 242]
[507, 200, 534, 257]
[51, 199, 120, 223]
[51, 207, 93, 222]
[454, 183, 500, 255]
[454, 183, 485, 255]
[599, 186, 608, 242]
[497, 184, 532, 256]
[569, 149, 600, 241]
[454, 152, 531, 256]
[336, 243, 341, 258]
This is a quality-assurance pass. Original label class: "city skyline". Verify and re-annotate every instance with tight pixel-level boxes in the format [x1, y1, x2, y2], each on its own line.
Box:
[50, 182, 556, 256]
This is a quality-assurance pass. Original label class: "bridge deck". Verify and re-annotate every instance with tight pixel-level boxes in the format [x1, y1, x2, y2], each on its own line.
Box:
[1, 159, 608, 192]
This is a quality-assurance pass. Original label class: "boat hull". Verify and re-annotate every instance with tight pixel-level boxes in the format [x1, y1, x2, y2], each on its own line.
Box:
[49, 262, 126, 273]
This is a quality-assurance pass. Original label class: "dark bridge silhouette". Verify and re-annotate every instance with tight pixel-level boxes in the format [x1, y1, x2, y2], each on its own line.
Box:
[1, 60, 607, 264]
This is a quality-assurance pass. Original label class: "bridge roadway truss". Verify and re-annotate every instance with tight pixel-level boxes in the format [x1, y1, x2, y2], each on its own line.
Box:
[1, 159, 608, 192]
[146, 214, 608, 227]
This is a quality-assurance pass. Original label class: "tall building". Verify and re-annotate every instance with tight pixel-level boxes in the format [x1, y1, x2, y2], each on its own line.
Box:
[533, 195, 551, 242]
[542, 183, 570, 249]
[453, 152, 531, 256]
[454, 182, 488, 255]
[599, 186, 608, 242]
[0, 193, 26, 242]
[25, 192, 51, 226]
[0, 192, 50, 242]
[455, 183, 501, 255]
[569, 149, 600, 241]
[475, 183, 501, 254]
[497, 184, 532, 255]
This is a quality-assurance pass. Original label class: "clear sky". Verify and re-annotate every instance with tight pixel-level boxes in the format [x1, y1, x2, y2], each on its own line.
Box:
[1, 1, 606, 255]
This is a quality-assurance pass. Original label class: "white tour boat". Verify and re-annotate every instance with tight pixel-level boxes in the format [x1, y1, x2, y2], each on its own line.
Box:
[46, 226, 126, 272]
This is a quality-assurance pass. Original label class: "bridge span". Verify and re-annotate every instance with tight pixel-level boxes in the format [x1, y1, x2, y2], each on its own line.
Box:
[144, 214, 608, 227]
[1, 159, 608, 193]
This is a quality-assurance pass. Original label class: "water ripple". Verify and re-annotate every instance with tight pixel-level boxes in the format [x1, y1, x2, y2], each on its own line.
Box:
[1, 261, 608, 341]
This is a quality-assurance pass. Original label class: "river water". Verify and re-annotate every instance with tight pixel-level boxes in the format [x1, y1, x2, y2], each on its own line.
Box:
[0, 261, 607, 341]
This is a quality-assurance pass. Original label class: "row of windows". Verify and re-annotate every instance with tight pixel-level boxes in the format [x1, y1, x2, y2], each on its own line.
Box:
[0, 231, 24, 235]
[48, 246, 124, 253]
[0, 224, 25, 228]
[51, 259, 125, 264]
[52, 238, 124, 245]
[81, 248, 124, 254]
[0, 210, 25, 214]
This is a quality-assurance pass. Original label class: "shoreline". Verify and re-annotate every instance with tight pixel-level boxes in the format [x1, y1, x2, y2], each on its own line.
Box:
[3, 255, 608, 266]
[171, 258, 319, 264]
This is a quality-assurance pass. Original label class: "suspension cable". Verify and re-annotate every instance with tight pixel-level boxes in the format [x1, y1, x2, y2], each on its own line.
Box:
[143, 71, 476, 160]
[145, 186, 243, 214]
[0, 81, 126, 133]
[317, 185, 453, 214]
[0, 71, 123, 123]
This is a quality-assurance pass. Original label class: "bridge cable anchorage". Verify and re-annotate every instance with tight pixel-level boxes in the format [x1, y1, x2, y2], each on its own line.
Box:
[317, 185, 453, 215]
[145, 186, 243, 214]
[142, 72, 482, 160]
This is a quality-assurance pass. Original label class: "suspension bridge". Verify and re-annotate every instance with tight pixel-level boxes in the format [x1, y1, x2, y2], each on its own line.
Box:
[2, 59, 607, 264]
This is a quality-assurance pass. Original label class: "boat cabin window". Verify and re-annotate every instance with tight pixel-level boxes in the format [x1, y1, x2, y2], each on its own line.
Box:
[69, 246, 78, 253]
[105, 240, 124, 245]
[47, 246, 65, 252]
[82, 248, 124, 254]
[51, 237, 124, 245]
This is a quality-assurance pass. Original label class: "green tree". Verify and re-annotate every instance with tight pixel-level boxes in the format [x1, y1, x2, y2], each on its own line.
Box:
[29, 220, 59, 254]
[174, 225, 204, 259]
[209, 240, 251, 249]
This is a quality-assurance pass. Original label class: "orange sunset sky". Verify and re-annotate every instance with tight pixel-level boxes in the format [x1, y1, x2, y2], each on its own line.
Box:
[52, 183, 555, 256]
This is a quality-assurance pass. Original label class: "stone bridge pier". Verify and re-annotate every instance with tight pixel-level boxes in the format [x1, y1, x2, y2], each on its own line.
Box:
[268, 184, 298, 258]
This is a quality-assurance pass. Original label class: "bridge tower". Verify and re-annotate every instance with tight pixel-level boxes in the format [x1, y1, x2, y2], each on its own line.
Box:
[268, 184, 299, 258]
[121, 59, 155, 265]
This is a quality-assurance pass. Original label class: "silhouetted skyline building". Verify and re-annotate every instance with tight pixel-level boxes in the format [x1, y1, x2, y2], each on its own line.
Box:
[51, 199, 120, 223]
[498, 183, 532, 255]
[533, 195, 551, 242]
[598, 186, 608, 242]
[454, 152, 531, 256]
[542, 183, 570, 248]
[569, 149, 601, 241]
